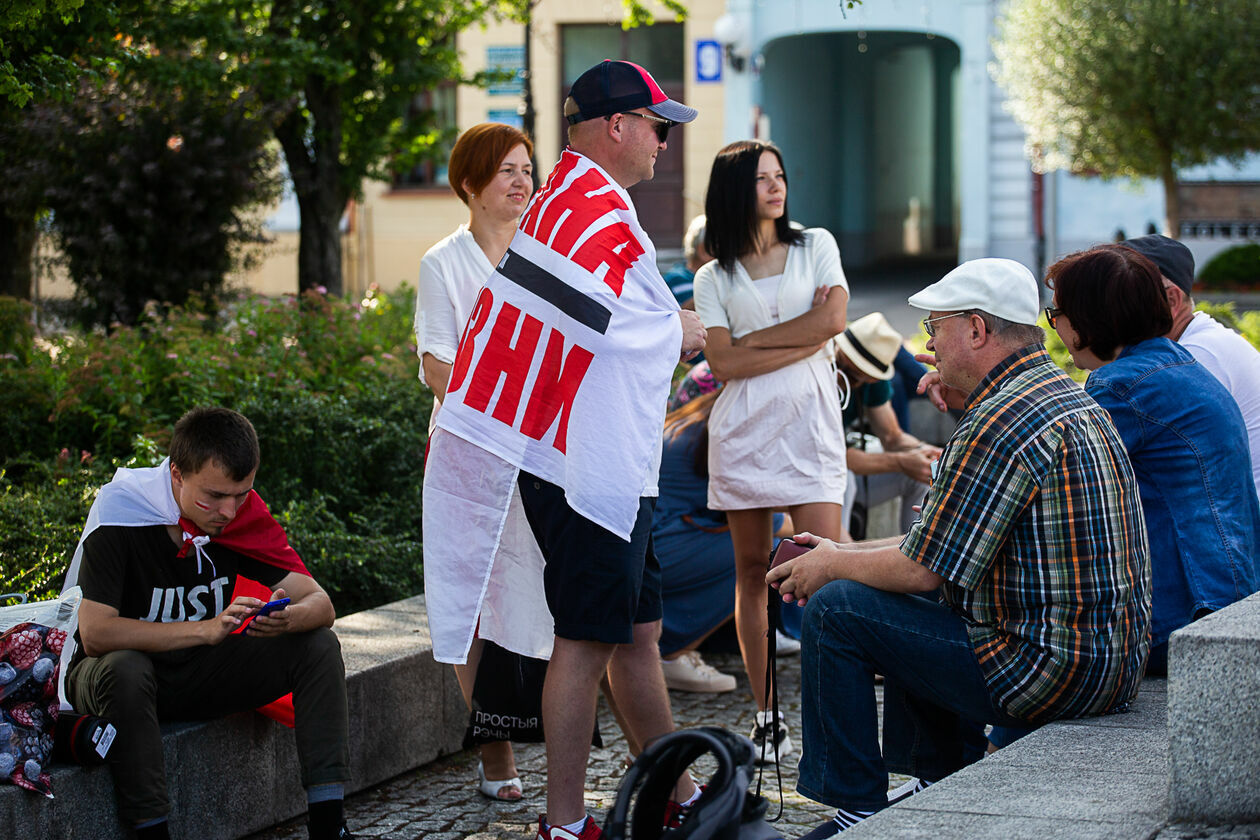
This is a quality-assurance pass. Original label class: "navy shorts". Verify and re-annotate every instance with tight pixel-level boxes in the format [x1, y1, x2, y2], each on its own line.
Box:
[516, 470, 662, 644]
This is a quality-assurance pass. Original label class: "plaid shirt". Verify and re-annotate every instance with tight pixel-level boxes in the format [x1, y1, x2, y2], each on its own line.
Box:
[901, 346, 1151, 724]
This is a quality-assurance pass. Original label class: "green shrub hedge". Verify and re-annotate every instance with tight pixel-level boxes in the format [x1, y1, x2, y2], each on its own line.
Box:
[0, 286, 431, 615]
[1197, 243, 1260, 291]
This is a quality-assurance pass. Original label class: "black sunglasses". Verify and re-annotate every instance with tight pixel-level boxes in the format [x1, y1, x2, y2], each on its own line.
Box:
[610, 110, 675, 143]
[1045, 306, 1062, 328]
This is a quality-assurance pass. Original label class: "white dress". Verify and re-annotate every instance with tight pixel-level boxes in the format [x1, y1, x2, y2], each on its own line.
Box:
[415, 225, 554, 660]
[692, 228, 849, 510]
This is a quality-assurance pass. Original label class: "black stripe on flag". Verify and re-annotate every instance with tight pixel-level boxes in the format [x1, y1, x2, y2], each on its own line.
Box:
[498, 249, 611, 335]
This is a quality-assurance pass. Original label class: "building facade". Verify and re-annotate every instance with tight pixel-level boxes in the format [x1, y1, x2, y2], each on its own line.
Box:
[231, 0, 1258, 298]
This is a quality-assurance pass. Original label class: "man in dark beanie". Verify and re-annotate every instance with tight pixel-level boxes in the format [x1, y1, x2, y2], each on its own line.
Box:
[1123, 234, 1260, 498]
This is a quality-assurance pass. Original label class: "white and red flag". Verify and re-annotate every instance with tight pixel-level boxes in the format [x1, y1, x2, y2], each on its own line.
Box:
[423, 150, 682, 663]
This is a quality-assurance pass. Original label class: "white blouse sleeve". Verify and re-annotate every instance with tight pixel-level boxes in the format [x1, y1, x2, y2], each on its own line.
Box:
[807, 228, 848, 294]
[691, 262, 731, 331]
[415, 249, 460, 385]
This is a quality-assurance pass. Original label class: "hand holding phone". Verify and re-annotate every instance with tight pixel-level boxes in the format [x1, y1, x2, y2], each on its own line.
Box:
[240, 597, 290, 632]
[769, 538, 812, 571]
[767, 535, 826, 607]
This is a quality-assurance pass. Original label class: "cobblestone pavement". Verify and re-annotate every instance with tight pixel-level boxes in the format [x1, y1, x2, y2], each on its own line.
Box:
[248, 650, 902, 840]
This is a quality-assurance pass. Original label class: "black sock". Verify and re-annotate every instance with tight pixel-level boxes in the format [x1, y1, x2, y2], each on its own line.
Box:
[308, 798, 345, 840]
[135, 820, 171, 840]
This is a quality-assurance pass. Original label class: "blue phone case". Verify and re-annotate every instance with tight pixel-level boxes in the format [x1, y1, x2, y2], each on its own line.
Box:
[241, 597, 290, 630]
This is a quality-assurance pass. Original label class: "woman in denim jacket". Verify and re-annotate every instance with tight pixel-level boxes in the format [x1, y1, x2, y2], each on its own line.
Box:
[1046, 244, 1260, 674]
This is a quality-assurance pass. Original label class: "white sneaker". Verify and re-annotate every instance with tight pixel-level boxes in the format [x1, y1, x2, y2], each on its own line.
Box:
[775, 630, 801, 656]
[660, 651, 737, 693]
[750, 709, 795, 765]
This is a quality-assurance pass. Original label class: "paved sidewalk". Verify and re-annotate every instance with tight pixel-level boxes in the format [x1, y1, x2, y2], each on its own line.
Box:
[247, 649, 901, 840]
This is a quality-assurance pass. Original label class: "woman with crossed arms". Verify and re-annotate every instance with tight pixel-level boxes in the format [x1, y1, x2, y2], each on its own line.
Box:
[692, 140, 849, 762]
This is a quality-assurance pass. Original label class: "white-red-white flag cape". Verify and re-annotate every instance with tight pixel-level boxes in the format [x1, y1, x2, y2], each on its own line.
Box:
[423, 151, 682, 664]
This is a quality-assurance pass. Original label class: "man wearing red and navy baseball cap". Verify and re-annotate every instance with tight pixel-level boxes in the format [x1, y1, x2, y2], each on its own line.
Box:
[535, 58, 703, 839]
[564, 59, 698, 127]
[424, 57, 704, 840]
[558, 59, 698, 192]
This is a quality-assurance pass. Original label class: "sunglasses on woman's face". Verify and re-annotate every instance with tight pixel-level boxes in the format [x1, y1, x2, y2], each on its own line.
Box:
[615, 110, 675, 143]
[1045, 306, 1063, 328]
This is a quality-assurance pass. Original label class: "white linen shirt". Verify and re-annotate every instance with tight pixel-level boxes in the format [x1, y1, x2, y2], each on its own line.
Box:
[414, 224, 496, 386]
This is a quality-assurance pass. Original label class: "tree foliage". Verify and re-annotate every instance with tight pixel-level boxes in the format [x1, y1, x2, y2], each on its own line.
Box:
[0, 1, 129, 299]
[122, 0, 530, 296]
[13, 82, 281, 327]
[992, 0, 1260, 234]
[1, 0, 90, 106]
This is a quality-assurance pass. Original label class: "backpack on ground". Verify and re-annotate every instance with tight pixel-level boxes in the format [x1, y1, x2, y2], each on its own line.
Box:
[604, 726, 784, 840]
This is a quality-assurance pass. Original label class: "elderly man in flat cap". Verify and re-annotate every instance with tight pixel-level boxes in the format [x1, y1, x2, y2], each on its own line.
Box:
[768, 259, 1152, 839]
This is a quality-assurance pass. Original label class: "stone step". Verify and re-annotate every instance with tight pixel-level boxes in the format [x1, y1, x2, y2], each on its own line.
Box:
[844, 678, 1169, 840]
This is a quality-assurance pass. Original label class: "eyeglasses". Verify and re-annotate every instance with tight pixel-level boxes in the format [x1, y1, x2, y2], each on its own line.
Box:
[613, 110, 675, 143]
[921, 312, 969, 338]
[1044, 306, 1062, 328]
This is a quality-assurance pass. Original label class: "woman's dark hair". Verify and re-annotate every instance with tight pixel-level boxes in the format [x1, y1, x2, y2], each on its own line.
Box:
[702, 140, 804, 273]
[1046, 244, 1173, 362]
[170, 406, 260, 481]
[664, 390, 719, 477]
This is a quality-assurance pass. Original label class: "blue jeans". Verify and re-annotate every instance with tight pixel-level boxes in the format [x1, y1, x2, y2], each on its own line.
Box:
[797, 580, 1024, 811]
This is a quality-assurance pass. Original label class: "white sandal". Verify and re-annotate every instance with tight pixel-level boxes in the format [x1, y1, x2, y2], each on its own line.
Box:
[477, 759, 524, 801]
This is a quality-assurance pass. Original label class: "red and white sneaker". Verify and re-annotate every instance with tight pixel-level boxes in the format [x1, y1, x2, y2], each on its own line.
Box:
[536, 815, 603, 840]
[662, 784, 706, 829]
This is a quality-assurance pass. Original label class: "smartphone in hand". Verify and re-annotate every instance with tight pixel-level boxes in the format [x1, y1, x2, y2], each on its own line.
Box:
[240, 597, 290, 632]
[769, 538, 811, 571]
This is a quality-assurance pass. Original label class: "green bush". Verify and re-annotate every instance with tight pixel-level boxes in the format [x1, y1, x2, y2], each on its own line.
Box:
[278, 494, 423, 617]
[0, 296, 35, 363]
[1, 286, 431, 612]
[1195, 301, 1260, 349]
[0, 456, 111, 601]
[1041, 315, 1088, 382]
[19, 82, 282, 328]
[239, 376, 430, 539]
[1197, 243, 1260, 291]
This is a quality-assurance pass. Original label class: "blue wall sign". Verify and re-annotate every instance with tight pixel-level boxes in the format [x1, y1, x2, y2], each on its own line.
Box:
[696, 40, 722, 83]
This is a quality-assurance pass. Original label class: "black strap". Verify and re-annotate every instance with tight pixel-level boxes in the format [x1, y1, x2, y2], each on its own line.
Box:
[843, 328, 891, 375]
[755, 550, 785, 822]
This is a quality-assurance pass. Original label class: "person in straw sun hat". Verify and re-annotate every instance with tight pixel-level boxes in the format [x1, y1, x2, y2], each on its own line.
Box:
[833, 312, 941, 540]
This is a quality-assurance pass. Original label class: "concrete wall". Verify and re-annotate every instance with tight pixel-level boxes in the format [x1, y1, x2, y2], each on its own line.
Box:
[1168, 591, 1260, 825]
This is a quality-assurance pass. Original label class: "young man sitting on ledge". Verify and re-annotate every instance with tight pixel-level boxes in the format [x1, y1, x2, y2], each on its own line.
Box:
[61, 406, 353, 840]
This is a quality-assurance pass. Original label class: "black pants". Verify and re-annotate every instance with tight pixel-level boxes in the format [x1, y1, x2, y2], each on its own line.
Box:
[66, 628, 350, 824]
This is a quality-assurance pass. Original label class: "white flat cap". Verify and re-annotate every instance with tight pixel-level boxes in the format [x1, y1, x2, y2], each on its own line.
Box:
[907, 258, 1040, 326]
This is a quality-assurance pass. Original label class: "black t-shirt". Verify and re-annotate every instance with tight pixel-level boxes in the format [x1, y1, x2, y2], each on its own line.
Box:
[76, 525, 288, 663]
